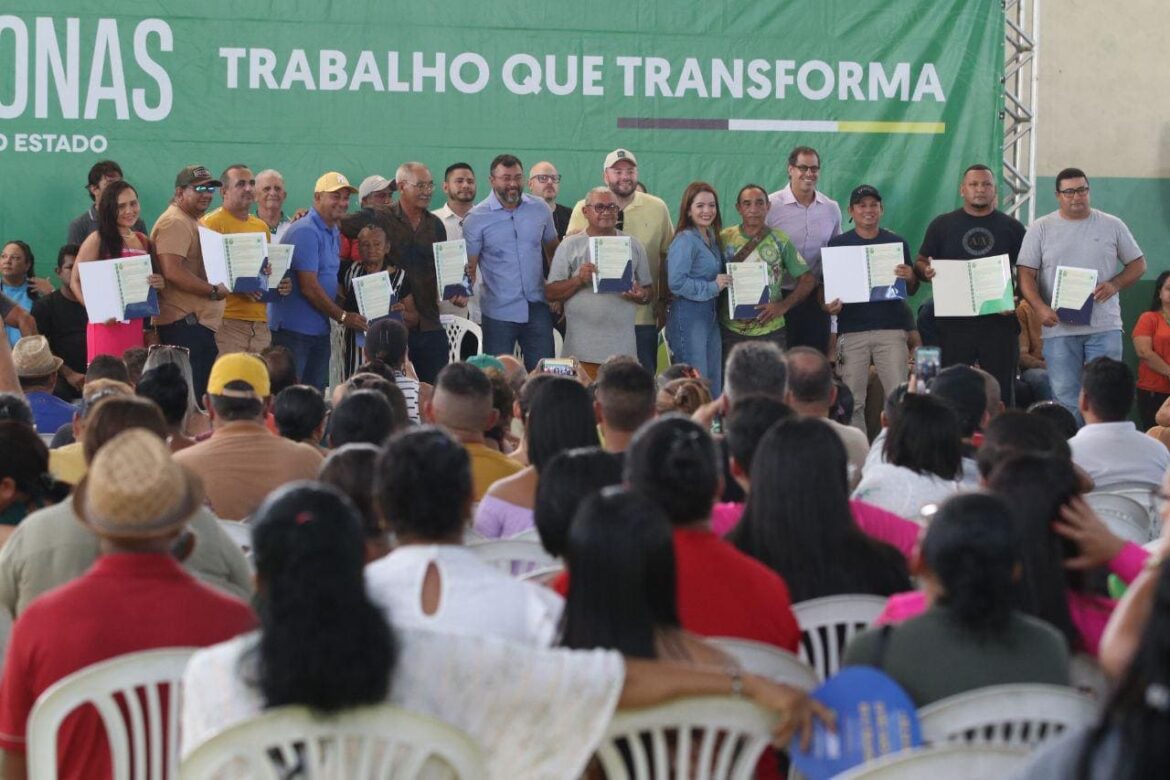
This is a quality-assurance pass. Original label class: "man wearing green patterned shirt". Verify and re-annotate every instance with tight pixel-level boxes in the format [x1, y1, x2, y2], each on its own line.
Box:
[719, 184, 815, 356]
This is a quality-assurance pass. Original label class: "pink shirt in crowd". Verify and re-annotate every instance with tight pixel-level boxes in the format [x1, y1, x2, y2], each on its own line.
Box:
[711, 500, 921, 562]
[873, 541, 1150, 657]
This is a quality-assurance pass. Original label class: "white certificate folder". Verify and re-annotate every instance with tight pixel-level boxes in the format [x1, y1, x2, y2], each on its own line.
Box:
[589, 236, 633, 294]
[77, 256, 159, 322]
[199, 228, 269, 294]
[931, 254, 1014, 317]
[434, 240, 472, 300]
[727, 261, 771, 320]
[1051, 265, 1097, 326]
[821, 243, 908, 304]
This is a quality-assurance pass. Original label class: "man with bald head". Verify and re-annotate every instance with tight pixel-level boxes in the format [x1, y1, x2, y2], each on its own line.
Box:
[528, 161, 571, 240]
[424, 362, 521, 499]
[546, 187, 652, 378]
[784, 346, 870, 487]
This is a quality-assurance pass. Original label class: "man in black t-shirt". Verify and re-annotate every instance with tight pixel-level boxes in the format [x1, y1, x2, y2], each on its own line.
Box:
[825, 185, 919, 432]
[30, 245, 88, 401]
[915, 165, 1026, 406]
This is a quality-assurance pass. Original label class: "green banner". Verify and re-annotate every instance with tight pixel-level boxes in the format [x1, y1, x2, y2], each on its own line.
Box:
[0, 2, 1003, 278]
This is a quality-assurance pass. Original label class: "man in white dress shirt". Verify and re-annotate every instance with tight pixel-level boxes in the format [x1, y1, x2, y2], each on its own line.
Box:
[1069, 357, 1170, 486]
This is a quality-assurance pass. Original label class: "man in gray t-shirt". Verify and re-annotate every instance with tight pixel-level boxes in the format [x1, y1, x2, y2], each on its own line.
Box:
[1017, 167, 1146, 417]
[545, 188, 651, 369]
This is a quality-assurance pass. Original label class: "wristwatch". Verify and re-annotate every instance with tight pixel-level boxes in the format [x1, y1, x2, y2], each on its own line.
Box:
[208, 286, 221, 301]
[336, 310, 346, 325]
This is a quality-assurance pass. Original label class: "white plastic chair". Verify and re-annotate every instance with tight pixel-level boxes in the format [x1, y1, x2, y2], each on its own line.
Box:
[832, 744, 1030, 779]
[1084, 492, 1150, 545]
[467, 538, 558, 575]
[1094, 480, 1161, 538]
[918, 684, 1097, 748]
[181, 703, 485, 779]
[217, 518, 252, 554]
[27, 647, 197, 780]
[510, 527, 541, 543]
[791, 594, 887, 681]
[440, 315, 483, 363]
[594, 696, 778, 780]
[707, 638, 819, 691]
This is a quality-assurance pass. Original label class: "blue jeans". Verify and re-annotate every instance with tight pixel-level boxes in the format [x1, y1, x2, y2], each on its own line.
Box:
[272, 329, 332, 391]
[636, 324, 658, 375]
[482, 302, 554, 372]
[157, 320, 218, 401]
[667, 298, 722, 397]
[1020, 367, 1053, 404]
[1042, 330, 1123, 421]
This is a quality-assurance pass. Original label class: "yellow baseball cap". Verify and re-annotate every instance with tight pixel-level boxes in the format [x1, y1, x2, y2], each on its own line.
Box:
[314, 171, 358, 194]
[207, 353, 271, 398]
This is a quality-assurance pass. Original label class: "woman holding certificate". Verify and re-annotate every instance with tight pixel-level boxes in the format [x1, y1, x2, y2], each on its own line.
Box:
[1133, 271, 1170, 430]
[72, 181, 165, 362]
[665, 183, 730, 397]
[339, 222, 413, 379]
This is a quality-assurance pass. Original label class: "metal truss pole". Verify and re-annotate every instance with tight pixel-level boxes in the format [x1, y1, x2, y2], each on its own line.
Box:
[1002, 0, 1040, 224]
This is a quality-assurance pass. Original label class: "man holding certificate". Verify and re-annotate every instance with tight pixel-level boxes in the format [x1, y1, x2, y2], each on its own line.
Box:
[719, 184, 815, 357]
[1017, 167, 1146, 418]
[545, 188, 651, 377]
[200, 164, 278, 355]
[823, 185, 918, 432]
[915, 164, 1026, 407]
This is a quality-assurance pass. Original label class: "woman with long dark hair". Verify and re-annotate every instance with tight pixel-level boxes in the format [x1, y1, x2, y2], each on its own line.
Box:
[561, 487, 728, 665]
[180, 482, 832, 776]
[1132, 269, 1170, 429]
[844, 493, 1070, 706]
[533, 446, 623, 560]
[852, 392, 963, 521]
[731, 418, 911, 602]
[625, 415, 801, 652]
[665, 182, 729, 396]
[72, 180, 165, 362]
[474, 376, 600, 539]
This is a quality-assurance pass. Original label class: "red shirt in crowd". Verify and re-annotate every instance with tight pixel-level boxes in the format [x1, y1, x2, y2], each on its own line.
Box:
[0, 553, 256, 780]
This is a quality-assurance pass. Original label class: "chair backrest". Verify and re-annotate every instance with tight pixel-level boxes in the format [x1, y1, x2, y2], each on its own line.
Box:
[832, 744, 1030, 780]
[918, 684, 1098, 748]
[594, 696, 778, 780]
[181, 703, 485, 779]
[707, 638, 819, 691]
[518, 563, 566, 585]
[217, 518, 252, 554]
[27, 647, 197, 780]
[792, 595, 887, 681]
[1084, 492, 1150, 544]
[1095, 481, 1160, 536]
[467, 538, 558, 575]
[440, 315, 483, 364]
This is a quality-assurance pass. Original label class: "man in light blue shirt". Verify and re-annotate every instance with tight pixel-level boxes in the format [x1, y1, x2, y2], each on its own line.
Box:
[464, 154, 560, 370]
[271, 172, 362, 391]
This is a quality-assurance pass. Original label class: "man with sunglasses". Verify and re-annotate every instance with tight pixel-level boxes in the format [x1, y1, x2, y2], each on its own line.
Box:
[152, 165, 228, 399]
[528, 161, 572, 240]
[566, 148, 673, 374]
[546, 188, 651, 379]
[766, 145, 841, 355]
[1017, 168, 1146, 418]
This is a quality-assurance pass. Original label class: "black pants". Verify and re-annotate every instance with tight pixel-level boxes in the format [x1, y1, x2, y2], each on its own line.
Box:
[1137, 388, 1169, 431]
[157, 319, 217, 401]
[782, 289, 830, 354]
[936, 315, 1018, 407]
[409, 328, 450, 385]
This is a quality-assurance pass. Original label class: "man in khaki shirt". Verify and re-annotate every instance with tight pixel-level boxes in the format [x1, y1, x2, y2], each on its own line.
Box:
[175, 352, 322, 520]
[152, 165, 230, 398]
[566, 149, 673, 373]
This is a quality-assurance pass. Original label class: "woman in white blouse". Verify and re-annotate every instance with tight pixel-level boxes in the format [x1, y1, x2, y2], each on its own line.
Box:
[182, 482, 829, 778]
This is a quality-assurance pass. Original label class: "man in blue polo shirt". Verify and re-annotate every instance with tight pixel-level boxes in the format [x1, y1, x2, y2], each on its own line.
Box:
[270, 172, 364, 391]
[464, 154, 560, 369]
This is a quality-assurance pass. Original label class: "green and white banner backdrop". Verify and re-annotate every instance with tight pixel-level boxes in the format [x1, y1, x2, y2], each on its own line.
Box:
[0, 2, 1003, 275]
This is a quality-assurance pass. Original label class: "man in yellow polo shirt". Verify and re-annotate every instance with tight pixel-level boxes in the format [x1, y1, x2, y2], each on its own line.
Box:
[423, 362, 521, 501]
[201, 164, 274, 355]
[566, 149, 673, 373]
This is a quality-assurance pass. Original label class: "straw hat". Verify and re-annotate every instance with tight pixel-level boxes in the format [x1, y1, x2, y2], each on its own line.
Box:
[11, 336, 63, 378]
[73, 429, 203, 539]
